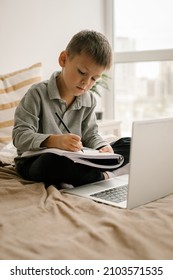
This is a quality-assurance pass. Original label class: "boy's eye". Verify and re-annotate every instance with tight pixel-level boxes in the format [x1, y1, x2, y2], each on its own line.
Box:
[78, 69, 85, 75]
[92, 76, 100, 82]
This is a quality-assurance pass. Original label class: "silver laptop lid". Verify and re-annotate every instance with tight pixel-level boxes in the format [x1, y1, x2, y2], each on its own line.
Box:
[127, 118, 173, 209]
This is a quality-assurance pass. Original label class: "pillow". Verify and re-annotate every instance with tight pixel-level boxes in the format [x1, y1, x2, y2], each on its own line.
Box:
[0, 62, 42, 149]
[0, 142, 17, 166]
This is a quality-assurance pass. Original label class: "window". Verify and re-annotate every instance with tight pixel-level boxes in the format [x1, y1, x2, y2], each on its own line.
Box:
[112, 0, 173, 135]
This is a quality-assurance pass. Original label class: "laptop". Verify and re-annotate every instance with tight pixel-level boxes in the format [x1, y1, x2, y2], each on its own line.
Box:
[63, 118, 173, 209]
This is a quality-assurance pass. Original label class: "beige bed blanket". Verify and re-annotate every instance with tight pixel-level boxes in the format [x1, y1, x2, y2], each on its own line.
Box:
[0, 166, 173, 260]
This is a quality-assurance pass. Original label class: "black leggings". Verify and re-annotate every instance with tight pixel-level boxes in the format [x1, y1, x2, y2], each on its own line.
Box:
[15, 153, 104, 187]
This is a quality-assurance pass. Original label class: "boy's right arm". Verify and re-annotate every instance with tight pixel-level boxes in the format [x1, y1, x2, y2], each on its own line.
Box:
[13, 86, 82, 154]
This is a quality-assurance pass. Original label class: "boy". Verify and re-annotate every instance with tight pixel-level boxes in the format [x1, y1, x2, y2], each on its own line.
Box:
[13, 30, 124, 187]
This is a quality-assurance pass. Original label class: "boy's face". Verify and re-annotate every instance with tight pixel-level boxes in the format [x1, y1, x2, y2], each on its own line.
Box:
[59, 51, 105, 97]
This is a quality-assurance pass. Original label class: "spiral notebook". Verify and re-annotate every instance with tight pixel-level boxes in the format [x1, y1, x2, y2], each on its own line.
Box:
[21, 146, 124, 170]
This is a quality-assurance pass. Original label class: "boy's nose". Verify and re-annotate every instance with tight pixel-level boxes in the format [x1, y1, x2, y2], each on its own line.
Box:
[82, 77, 90, 86]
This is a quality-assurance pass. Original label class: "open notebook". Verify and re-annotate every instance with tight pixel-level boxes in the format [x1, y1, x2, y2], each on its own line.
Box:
[21, 146, 124, 170]
[63, 118, 173, 209]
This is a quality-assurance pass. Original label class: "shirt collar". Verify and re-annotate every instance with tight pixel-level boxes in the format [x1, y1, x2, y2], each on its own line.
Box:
[48, 71, 61, 100]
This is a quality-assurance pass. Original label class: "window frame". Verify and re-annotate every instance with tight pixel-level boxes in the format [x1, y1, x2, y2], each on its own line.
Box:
[104, 0, 173, 120]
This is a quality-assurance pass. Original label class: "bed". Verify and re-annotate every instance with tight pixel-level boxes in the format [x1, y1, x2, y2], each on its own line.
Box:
[0, 63, 173, 260]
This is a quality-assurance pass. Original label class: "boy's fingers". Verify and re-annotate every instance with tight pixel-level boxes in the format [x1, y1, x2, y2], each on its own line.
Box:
[70, 133, 81, 141]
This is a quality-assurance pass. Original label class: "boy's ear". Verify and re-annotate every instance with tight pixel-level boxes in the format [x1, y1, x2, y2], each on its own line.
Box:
[59, 51, 68, 67]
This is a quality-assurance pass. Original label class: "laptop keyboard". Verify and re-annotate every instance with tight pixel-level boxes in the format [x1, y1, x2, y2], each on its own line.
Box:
[90, 185, 128, 203]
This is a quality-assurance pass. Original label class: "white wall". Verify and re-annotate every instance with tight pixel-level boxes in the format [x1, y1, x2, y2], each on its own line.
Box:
[0, 0, 105, 79]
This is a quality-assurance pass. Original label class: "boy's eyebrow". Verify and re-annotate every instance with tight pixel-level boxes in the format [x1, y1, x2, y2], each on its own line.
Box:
[78, 65, 89, 71]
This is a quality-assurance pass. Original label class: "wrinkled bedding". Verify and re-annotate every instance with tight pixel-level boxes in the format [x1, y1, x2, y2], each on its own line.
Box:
[0, 165, 173, 260]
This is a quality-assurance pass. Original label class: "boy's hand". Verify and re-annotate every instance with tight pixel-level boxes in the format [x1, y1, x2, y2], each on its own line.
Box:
[99, 145, 114, 153]
[41, 134, 83, 152]
[57, 134, 83, 151]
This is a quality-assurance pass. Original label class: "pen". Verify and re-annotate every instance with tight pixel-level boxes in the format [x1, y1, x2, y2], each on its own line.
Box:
[55, 112, 84, 152]
[55, 112, 71, 133]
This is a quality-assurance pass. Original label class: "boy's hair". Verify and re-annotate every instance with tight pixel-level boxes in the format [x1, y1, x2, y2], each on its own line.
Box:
[66, 30, 112, 69]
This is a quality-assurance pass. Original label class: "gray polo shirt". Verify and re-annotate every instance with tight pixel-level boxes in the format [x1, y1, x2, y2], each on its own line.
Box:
[13, 71, 108, 156]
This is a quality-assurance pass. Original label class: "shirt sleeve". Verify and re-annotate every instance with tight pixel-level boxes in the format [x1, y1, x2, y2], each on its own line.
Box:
[12, 86, 51, 155]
